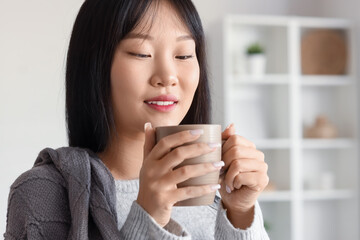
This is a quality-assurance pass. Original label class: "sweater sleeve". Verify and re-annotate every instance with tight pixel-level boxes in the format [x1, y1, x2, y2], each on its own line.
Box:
[4, 166, 71, 240]
[214, 201, 270, 240]
[119, 201, 191, 240]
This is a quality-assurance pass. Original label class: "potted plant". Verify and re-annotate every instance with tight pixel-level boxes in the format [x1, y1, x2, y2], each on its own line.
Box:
[246, 43, 266, 77]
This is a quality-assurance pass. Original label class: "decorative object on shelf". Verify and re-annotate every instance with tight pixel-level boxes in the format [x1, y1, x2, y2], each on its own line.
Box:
[301, 29, 348, 75]
[304, 115, 338, 138]
[246, 42, 266, 77]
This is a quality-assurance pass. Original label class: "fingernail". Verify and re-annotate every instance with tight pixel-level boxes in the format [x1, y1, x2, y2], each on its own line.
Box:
[208, 143, 221, 149]
[226, 123, 233, 130]
[144, 122, 152, 132]
[226, 185, 232, 193]
[211, 184, 221, 191]
[213, 161, 225, 168]
[190, 129, 204, 136]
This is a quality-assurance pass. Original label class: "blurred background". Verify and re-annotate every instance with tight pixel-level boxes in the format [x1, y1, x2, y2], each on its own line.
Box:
[0, 0, 359, 239]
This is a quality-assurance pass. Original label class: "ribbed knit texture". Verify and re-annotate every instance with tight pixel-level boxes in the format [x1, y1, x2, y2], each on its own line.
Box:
[114, 179, 270, 240]
[4, 147, 269, 239]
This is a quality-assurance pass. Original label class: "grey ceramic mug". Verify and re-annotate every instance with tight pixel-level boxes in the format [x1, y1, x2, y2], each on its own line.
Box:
[155, 124, 222, 206]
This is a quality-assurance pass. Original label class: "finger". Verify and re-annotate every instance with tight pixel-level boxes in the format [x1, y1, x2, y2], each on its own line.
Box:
[161, 142, 221, 170]
[222, 146, 265, 169]
[222, 135, 256, 155]
[221, 123, 235, 141]
[150, 129, 203, 160]
[166, 161, 224, 185]
[170, 184, 221, 204]
[233, 172, 269, 192]
[224, 159, 266, 191]
[143, 122, 156, 159]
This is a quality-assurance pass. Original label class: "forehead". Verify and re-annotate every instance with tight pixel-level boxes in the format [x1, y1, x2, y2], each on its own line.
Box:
[131, 1, 192, 37]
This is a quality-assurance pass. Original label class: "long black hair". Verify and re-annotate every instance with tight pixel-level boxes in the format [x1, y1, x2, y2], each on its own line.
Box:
[66, 0, 211, 153]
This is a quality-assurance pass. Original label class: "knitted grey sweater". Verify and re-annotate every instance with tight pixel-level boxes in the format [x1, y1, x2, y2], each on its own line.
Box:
[4, 147, 269, 239]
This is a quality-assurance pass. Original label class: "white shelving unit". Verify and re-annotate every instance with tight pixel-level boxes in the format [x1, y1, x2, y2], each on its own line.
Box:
[222, 15, 359, 240]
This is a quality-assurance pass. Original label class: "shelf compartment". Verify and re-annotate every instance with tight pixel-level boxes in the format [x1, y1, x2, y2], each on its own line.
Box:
[300, 27, 351, 76]
[304, 200, 358, 240]
[229, 85, 289, 139]
[262, 149, 291, 191]
[225, 23, 289, 75]
[261, 202, 291, 240]
[302, 149, 358, 191]
[302, 86, 357, 139]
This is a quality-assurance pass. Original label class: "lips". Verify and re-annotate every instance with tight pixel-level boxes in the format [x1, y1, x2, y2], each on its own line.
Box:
[144, 95, 179, 112]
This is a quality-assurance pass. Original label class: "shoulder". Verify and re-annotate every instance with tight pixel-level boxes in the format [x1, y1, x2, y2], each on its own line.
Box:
[5, 146, 110, 239]
[5, 157, 71, 239]
[9, 146, 102, 201]
[12, 160, 65, 191]
[34, 146, 102, 186]
[8, 159, 70, 218]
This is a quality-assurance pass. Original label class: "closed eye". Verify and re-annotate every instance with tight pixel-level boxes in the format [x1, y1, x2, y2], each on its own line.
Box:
[176, 55, 194, 60]
[128, 52, 151, 58]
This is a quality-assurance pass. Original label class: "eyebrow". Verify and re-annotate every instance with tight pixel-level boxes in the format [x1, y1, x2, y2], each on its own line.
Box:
[176, 35, 194, 41]
[125, 33, 194, 41]
[125, 33, 154, 40]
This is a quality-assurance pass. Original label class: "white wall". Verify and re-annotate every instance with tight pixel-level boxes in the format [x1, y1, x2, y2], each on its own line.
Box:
[0, 0, 83, 235]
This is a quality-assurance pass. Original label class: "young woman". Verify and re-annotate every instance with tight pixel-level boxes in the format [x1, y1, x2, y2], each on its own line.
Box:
[5, 0, 269, 239]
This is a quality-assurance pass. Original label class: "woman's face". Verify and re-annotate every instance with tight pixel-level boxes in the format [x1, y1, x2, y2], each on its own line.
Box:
[110, 1, 200, 135]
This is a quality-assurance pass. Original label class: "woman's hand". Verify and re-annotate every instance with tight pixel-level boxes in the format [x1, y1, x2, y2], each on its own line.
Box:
[219, 123, 269, 228]
[137, 123, 222, 227]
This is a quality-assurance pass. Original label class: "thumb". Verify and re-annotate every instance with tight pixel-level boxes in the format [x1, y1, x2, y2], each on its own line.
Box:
[143, 122, 156, 159]
[222, 123, 236, 141]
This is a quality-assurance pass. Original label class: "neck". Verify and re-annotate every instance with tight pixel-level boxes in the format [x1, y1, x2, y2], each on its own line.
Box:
[98, 130, 145, 180]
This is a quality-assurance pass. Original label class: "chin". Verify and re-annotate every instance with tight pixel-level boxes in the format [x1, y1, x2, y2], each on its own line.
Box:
[152, 122, 177, 128]
[151, 118, 183, 128]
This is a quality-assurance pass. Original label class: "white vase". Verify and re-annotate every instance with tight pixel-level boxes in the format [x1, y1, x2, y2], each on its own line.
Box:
[247, 54, 266, 78]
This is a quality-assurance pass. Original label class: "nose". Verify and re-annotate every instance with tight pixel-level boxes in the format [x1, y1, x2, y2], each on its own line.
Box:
[150, 59, 179, 87]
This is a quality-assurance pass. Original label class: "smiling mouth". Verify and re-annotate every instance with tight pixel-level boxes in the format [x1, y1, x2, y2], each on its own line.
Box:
[144, 100, 178, 112]
[146, 101, 176, 106]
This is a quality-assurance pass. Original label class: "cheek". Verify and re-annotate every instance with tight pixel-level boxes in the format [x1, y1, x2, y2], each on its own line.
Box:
[111, 65, 132, 91]
[110, 59, 144, 111]
[180, 62, 200, 99]
[111, 54, 148, 93]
